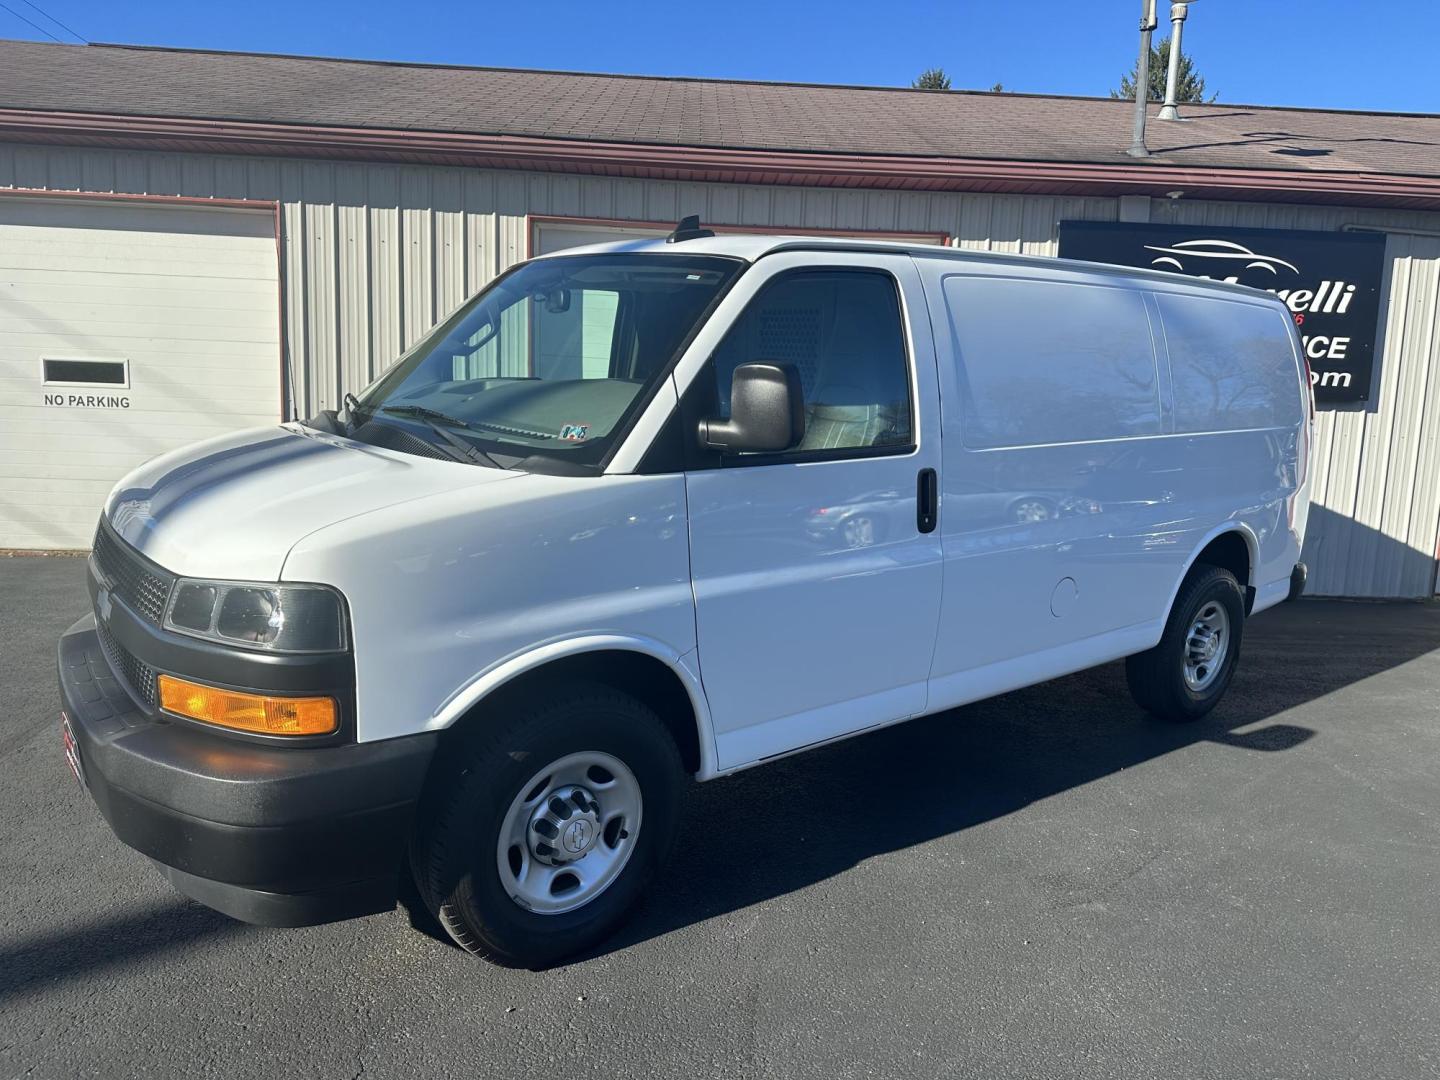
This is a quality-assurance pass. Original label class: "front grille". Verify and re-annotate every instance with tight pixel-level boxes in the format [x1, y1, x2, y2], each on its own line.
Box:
[92, 521, 175, 625]
[96, 617, 158, 708]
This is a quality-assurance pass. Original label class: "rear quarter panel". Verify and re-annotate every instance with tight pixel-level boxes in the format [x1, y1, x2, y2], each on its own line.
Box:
[1149, 281, 1308, 610]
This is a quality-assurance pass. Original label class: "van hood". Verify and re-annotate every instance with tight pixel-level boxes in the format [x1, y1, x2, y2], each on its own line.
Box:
[104, 424, 522, 580]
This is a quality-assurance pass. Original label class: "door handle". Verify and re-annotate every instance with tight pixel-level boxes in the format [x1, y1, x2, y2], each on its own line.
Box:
[916, 468, 938, 534]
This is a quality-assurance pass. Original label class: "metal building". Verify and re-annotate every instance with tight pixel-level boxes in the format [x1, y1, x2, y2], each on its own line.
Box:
[0, 39, 1437, 598]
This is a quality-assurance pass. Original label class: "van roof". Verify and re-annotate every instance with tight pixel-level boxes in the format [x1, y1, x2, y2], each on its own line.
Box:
[538, 233, 1277, 301]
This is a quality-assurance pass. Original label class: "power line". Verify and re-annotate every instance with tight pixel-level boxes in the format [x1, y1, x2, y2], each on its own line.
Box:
[0, 0, 63, 42]
[18, 0, 85, 43]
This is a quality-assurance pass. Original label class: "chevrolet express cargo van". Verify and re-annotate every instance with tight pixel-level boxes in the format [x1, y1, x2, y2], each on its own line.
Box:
[59, 221, 1313, 966]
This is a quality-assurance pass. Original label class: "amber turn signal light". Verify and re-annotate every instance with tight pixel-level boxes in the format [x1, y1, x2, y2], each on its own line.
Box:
[157, 675, 338, 736]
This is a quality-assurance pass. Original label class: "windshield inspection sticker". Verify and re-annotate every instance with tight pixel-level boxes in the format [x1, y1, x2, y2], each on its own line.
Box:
[558, 423, 591, 442]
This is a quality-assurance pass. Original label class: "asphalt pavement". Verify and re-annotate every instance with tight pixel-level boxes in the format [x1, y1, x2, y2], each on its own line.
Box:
[2, 555, 1438, 1080]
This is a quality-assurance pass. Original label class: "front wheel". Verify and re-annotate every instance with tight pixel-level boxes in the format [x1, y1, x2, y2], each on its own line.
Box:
[1126, 565, 1245, 722]
[411, 681, 683, 966]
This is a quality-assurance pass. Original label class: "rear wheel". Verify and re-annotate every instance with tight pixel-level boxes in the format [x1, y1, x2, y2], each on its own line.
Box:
[411, 681, 683, 966]
[1126, 565, 1245, 722]
[1009, 497, 1054, 524]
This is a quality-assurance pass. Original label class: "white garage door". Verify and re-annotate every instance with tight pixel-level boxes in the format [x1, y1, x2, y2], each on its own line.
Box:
[0, 197, 281, 550]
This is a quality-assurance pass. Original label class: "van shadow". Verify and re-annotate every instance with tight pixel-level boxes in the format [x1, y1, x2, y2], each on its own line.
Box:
[1302, 502, 1440, 600]
[572, 594, 1440, 965]
[0, 900, 243, 1005]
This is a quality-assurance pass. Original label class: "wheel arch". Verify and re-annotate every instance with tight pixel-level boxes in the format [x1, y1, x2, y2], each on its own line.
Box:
[429, 636, 716, 779]
[1166, 524, 1259, 619]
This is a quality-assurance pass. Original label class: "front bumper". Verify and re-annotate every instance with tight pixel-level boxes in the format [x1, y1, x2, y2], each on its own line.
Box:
[58, 614, 437, 926]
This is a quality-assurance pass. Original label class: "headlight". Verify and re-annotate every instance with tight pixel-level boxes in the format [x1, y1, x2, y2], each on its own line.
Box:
[163, 580, 347, 653]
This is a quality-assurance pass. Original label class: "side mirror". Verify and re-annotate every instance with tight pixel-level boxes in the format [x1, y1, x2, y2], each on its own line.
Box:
[699, 362, 805, 454]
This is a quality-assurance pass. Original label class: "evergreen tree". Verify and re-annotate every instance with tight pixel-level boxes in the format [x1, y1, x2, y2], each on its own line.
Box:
[1111, 38, 1215, 103]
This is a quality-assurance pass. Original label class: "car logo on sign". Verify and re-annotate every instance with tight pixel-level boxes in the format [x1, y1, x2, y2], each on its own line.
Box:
[1143, 238, 1300, 276]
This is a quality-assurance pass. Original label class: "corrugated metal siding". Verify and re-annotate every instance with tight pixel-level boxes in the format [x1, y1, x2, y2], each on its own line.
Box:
[2, 142, 1438, 595]
[1310, 232, 1440, 597]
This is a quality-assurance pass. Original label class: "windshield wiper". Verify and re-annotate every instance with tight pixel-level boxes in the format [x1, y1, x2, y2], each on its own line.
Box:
[381, 403, 470, 427]
[343, 392, 371, 429]
[379, 405, 505, 469]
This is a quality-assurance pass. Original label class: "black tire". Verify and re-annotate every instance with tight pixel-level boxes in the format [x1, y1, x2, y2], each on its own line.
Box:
[1126, 565, 1245, 723]
[411, 681, 683, 967]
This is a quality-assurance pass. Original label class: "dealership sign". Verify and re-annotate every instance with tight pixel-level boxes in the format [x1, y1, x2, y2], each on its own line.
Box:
[1058, 221, 1386, 404]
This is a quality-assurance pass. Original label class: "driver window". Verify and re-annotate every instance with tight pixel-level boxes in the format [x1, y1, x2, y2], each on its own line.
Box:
[710, 269, 913, 453]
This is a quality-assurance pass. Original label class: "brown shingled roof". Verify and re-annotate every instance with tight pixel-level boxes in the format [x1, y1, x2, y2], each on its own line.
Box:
[0, 38, 1435, 177]
[1, 38, 1438, 210]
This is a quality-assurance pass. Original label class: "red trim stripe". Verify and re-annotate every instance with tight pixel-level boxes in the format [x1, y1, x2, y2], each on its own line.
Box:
[2, 109, 1439, 210]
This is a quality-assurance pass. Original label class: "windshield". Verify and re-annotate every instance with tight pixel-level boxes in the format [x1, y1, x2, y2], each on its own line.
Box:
[333, 253, 742, 470]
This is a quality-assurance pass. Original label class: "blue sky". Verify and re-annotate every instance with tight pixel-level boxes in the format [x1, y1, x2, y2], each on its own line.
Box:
[3, 0, 1435, 114]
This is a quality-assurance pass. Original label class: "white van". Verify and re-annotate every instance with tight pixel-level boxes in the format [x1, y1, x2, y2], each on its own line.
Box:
[58, 221, 1312, 966]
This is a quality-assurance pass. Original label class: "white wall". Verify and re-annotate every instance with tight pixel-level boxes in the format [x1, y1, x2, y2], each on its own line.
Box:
[1, 142, 1437, 595]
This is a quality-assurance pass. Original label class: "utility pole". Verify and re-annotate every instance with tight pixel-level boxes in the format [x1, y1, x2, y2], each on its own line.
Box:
[1127, 0, 1159, 158]
[1157, 1, 1198, 121]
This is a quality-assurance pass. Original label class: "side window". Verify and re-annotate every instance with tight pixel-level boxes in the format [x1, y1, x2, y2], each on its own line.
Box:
[709, 270, 913, 454]
[449, 288, 623, 381]
[1156, 294, 1302, 433]
[943, 276, 1161, 449]
[533, 288, 623, 380]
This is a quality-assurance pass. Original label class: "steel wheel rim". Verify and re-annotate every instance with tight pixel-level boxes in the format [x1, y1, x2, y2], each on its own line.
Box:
[1014, 500, 1051, 523]
[844, 516, 876, 548]
[496, 750, 642, 915]
[1183, 601, 1230, 691]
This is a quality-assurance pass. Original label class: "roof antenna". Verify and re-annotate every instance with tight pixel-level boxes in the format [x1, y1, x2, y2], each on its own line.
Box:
[667, 215, 714, 243]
